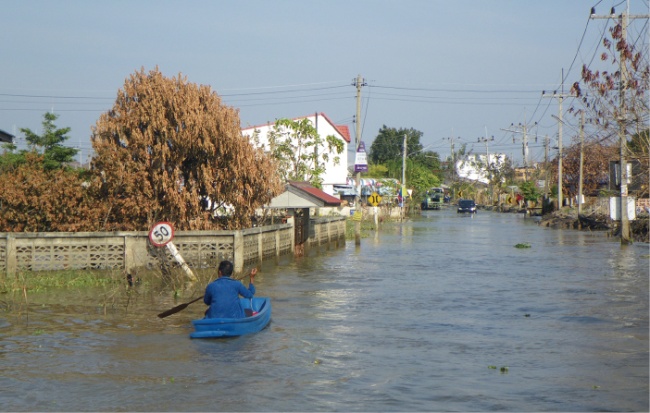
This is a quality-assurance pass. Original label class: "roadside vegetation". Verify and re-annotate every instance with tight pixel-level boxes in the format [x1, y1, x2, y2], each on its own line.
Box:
[0, 67, 283, 233]
[345, 218, 377, 240]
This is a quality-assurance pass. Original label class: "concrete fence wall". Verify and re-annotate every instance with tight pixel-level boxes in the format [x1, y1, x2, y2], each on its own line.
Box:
[0, 216, 346, 277]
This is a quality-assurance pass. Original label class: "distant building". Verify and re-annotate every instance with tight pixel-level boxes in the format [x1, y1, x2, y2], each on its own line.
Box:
[456, 153, 506, 184]
[241, 113, 351, 196]
[513, 167, 528, 182]
[0, 129, 14, 143]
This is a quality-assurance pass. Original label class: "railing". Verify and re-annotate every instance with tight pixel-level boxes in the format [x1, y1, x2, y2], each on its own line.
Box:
[0, 216, 346, 276]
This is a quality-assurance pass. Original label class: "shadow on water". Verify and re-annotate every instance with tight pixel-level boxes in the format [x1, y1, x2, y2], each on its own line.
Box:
[1, 209, 648, 411]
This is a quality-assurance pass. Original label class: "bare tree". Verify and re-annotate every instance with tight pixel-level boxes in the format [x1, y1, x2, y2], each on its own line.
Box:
[574, 15, 649, 195]
[559, 140, 617, 199]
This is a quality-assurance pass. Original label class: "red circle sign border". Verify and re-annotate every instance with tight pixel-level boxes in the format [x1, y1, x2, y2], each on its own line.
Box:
[148, 221, 175, 247]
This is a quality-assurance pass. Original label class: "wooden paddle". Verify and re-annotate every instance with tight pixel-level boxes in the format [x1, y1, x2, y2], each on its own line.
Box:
[157, 295, 204, 319]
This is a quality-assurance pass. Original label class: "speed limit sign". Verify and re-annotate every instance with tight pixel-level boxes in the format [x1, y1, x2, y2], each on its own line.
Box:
[149, 222, 174, 247]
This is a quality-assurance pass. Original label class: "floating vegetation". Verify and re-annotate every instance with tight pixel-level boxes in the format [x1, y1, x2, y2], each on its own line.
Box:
[514, 243, 531, 249]
[488, 365, 509, 374]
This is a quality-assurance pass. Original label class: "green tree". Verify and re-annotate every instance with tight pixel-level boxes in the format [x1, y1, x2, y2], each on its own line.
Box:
[258, 117, 344, 188]
[0, 141, 25, 173]
[20, 112, 78, 170]
[366, 163, 389, 178]
[485, 154, 514, 202]
[90, 67, 283, 231]
[416, 150, 442, 174]
[362, 126, 445, 204]
[519, 180, 542, 203]
[405, 160, 441, 200]
[369, 126, 423, 164]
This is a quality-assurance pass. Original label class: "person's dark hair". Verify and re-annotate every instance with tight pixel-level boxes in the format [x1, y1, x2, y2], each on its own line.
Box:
[218, 260, 234, 277]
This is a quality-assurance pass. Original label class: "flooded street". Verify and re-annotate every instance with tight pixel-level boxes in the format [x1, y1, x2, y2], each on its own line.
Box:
[1, 209, 648, 411]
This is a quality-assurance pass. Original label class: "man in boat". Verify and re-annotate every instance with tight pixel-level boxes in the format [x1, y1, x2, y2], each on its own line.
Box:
[203, 260, 256, 319]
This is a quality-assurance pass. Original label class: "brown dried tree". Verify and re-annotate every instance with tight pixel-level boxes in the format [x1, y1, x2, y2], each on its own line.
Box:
[558, 140, 617, 200]
[90, 67, 283, 231]
[0, 153, 106, 232]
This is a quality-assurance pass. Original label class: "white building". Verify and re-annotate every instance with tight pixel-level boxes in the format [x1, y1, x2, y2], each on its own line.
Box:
[456, 153, 507, 185]
[241, 113, 351, 196]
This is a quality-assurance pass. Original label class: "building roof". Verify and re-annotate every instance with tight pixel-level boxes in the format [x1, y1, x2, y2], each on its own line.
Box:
[289, 181, 342, 204]
[0, 129, 14, 143]
[241, 112, 351, 143]
[267, 181, 342, 209]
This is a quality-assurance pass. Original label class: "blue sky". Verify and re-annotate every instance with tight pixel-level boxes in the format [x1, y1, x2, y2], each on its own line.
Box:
[2, 0, 648, 166]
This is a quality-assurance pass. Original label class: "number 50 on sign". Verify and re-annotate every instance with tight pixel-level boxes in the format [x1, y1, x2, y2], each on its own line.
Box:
[149, 222, 174, 247]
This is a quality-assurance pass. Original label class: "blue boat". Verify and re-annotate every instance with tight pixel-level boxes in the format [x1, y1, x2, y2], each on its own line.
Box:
[190, 297, 271, 339]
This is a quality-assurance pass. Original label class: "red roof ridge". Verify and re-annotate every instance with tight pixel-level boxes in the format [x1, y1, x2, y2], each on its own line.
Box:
[288, 181, 342, 205]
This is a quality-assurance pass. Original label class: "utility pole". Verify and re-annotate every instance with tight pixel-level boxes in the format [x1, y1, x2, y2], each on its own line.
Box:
[442, 134, 460, 199]
[590, 3, 648, 244]
[544, 135, 550, 199]
[543, 71, 575, 210]
[352, 74, 366, 245]
[544, 135, 549, 164]
[444, 134, 460, 183]
[578, 111, 585, 216]
[501, 115, 537, 182]
[478, 128, 494, 204]
[401, 133, 407, 221]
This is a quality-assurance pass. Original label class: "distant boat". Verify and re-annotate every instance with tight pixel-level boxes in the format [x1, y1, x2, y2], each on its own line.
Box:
[190, 297, 271, 339]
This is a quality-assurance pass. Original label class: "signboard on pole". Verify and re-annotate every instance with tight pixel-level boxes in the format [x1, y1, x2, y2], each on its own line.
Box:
[354, 141, 368, 173]
[149, 222, 197, 281]
[368, 192, 382, 206]
[149, 222, 174, 247]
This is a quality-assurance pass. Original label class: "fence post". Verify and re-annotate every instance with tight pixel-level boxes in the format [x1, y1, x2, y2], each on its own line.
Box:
[233, 230, 244, 274]
[275, 228, 281, 258]
[6, 234, 16, 276]
[257, 230, 263, 266]
[124, 235, 135, 275]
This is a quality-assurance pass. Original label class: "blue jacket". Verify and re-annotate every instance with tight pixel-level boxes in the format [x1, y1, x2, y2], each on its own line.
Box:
[203, 277, 255, 319]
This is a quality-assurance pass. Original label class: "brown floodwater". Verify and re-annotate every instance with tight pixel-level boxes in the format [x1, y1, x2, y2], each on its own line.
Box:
[1, 209, 648, 411]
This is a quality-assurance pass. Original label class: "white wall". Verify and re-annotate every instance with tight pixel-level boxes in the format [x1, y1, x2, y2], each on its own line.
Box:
[242, 113, 349, 195]
[456, 153, 506, 185]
